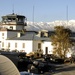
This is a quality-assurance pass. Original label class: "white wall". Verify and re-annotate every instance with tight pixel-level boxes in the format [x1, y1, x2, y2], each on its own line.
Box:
[0, 30, 19, 50]
[42, 41, 53, 54]
[2, 25, 16, 30]
[0, 31, 18, 40]
[2, 25, 23, 30]
[0, 31, 7, 41]
[5, 40, 43, 54]
[5, 40, 33, 54]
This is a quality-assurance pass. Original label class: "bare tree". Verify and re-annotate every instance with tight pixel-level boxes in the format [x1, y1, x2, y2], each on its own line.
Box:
[51, 26, 72, 59]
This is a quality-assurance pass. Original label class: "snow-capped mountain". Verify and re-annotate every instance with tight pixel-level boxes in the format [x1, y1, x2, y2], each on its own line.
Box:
[26, 20, 75, 32]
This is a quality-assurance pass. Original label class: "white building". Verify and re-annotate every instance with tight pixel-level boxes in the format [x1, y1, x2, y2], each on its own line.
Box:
[0, 13, 74, 57]
[0, 13, 53, 54]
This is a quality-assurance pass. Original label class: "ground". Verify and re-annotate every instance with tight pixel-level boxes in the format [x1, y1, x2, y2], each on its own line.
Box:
[31, 58, 75, 75]
[39, 62, 75, 75]
[51, 63, 75, 75]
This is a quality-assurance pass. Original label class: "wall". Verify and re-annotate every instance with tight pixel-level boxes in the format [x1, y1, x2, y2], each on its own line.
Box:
[2, 25, 24, 30]
[5, 40, 33, 54]
[42, 41, 53, 54]
[33, 40, 42, 52]
[0, 31, 7, 40]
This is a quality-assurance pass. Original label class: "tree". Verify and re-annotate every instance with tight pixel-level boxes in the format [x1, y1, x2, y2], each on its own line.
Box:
[51, 26, 72, 59]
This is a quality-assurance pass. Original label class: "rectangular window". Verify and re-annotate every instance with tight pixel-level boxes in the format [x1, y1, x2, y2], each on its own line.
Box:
[8, 43, 10, 47]
[38, 43, 41, 49]
[2, 37, 4, 39]
[2, 33, 4, 36]
[23, 43, 25, 48]
[2, 42, 4, 47]
[15, 43, 17, 48]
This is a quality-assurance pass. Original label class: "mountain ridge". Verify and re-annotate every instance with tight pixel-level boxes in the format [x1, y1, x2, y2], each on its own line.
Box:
[26, 20, 75, 32]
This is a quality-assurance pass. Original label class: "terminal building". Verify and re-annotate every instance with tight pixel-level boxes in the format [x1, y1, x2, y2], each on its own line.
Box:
[0, 13, 75, 57]
[0, 13, 53, 54]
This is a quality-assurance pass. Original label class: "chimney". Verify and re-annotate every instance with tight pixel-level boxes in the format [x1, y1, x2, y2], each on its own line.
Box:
[17, 33, 21, 37]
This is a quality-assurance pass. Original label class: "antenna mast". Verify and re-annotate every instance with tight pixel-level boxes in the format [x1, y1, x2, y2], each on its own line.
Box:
[33, 6, 34, 40]
[33, 6, 34, 26]
[12, 4, 14, 14]
[67, 5, 68, 26]
[32, 6, 35, 51]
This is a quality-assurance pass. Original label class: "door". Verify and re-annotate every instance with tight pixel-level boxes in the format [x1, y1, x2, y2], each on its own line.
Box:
[45, 47, 48, 54]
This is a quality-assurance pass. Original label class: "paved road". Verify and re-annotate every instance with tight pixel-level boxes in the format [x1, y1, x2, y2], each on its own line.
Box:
[36, 58, 75, 75]
[52, 63, 75, 75]
[41, 63, 75, 75]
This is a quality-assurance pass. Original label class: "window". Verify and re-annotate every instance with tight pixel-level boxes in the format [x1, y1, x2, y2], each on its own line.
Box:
[2, 33, 4, 36]
[2, 37, 4, 39]
[38, 43, 41, 49]
[8, 18, 12, 22]
[2, 42, 4, 47]
[45, 47, 48, 54]
[22, 43, 25, 48]
[2, 33, 4, 39]
[10, 26, 13, 29]
[41, 32, 44, 37]
[15, 43, 17, 48]
[8, 43, 10, 47]
[12, 18, 15, 21]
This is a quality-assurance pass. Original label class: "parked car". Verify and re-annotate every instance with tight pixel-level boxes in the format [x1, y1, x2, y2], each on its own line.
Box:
[44, 54, 64, 64]
[28, 59, 53, 74]
[18, 56, 33, 71]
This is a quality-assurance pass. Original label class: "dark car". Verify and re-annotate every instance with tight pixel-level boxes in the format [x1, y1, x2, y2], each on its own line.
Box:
[18, 56, 33, 71]
[44, 54, 64, 64]
[28, 59, 53, 74]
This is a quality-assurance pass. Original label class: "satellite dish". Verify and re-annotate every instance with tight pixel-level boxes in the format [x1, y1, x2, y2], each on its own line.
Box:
[0, 55, 20, 75]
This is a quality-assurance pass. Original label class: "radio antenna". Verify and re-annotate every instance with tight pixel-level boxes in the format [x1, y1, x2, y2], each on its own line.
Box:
[32, 5, 35, 51]
[12, 4, 14, 14]
[66, 5, 68, 26]
[33, 6, 34, 26]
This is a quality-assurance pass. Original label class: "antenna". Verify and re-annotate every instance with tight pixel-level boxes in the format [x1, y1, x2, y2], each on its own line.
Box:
[33, 6, 34, 26]
[66, 5, 68, 26]
[12, 4, 14, 14]
[32, 6, 35, 39]
[32, 5, 35, 51]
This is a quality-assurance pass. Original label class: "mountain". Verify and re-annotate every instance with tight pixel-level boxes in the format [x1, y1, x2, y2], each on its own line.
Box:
[26, 20, 75, 32]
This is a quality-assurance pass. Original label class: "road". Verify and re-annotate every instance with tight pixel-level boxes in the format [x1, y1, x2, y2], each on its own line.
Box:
[52, 63, 75, 75]
[40, 63, 75, 75]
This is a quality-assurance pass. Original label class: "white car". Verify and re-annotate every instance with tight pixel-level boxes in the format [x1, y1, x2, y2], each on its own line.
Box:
[20, 71, 39, 75]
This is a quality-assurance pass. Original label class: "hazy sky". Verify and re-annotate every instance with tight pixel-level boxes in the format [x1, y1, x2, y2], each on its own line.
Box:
[0, 0, 75, 22]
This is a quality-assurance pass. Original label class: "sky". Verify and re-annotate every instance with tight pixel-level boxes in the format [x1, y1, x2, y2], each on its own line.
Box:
[0, 0, 75, 22]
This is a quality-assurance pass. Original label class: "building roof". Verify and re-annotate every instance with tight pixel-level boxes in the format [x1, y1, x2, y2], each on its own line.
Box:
[8, 31, 51, 41]
[2, 13, 25, 18]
